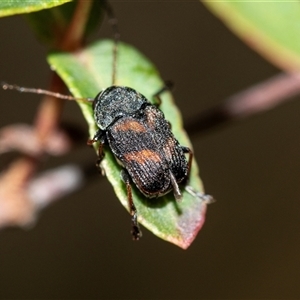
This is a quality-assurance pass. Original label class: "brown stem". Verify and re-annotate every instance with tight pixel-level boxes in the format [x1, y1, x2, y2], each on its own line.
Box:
[35, 0, 94, 140]
[34, 74, 65, 141]
[60, 0, 94, 51]
[186, 72, 300, 135]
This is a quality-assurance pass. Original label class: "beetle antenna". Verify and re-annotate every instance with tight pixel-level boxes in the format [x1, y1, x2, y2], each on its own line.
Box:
[104, 0, 120, 86]
[1, 82, 93, 102]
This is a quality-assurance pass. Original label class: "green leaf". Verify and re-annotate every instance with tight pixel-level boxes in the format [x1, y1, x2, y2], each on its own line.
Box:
[0, 0, 71, 17]
[203, 1, 300, 72]
[48, 39, 209, 249]
[25, 1, 104, 47]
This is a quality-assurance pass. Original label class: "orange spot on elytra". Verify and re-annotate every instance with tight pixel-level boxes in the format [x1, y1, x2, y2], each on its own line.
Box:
[114, 120, 146, 132]
[124, 150, 161, 165]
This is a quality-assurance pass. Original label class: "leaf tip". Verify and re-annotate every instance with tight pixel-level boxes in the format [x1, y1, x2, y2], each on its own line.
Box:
[172, 202, 208, 249]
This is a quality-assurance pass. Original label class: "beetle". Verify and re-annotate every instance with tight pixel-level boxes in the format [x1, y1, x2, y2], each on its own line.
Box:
[87, 85, 193, 240]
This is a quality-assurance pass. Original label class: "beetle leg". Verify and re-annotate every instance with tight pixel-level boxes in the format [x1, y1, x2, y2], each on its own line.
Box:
[121, 169, 142, 240]
[185, 186, 215, 204]
[169, 170, 182, 202]
[166, 120, 172, 129]
[181, 146, 193, 180]
[152, 81, 174, 107]
[87, 129, 107, 175]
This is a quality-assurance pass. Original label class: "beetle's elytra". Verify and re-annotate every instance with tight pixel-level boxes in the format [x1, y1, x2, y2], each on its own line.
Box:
[88, 86, 193, 240]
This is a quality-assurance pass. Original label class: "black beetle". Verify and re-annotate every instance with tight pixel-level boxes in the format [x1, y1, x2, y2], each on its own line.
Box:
[87, 85, 193, 240]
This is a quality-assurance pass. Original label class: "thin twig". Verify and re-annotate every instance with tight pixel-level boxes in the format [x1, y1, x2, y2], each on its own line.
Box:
[186, 72, 300, 135]
[0, 162, 98, 229]
[0, 157, 38, 227]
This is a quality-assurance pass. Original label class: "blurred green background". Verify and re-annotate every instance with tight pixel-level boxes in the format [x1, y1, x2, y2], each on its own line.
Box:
[0, 1, 300, 298]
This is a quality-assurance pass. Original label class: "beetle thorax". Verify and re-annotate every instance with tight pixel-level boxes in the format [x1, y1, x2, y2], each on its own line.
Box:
[94, 86, 148, 130]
